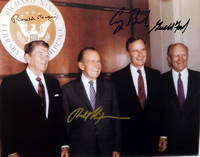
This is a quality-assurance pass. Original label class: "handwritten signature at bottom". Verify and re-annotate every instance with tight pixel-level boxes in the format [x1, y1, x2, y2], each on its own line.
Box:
[67, 106, 131, 124]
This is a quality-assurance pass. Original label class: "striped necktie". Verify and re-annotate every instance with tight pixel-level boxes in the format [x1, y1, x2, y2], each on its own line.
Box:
[89, 80, 96, 110]
[177, 73, 185, 107]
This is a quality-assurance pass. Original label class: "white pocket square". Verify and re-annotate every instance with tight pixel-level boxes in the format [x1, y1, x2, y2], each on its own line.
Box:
[54, 94, 59, 97]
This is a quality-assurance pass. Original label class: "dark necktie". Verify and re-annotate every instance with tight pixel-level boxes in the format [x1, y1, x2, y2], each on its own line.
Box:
[178, 73, 185, 106]
[89, 80, 96, 110]
[36, 77, 46, 113]
[137, 70, 145, 109]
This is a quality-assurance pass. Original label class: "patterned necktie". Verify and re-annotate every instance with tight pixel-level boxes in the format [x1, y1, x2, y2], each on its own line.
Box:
[137, 70, 145, 109]
[178, 73, 185, 106]
[36, 77, 46, 113]
[89, 80, 96, 110]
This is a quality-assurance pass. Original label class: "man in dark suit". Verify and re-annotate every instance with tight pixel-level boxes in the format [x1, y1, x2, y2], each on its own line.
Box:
[111, 37, 161, 155]
[0, 40, 69, 157]
[62, 47, 121, 157]
[159, 43, 200, 155]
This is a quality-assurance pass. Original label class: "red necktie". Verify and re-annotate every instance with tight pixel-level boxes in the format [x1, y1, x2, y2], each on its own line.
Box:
[137, 70, 145, 109]
[36, 77, 46, 113]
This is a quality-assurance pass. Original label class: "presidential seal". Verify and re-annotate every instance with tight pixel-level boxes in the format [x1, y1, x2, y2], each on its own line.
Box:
[0, 0, 66, 63]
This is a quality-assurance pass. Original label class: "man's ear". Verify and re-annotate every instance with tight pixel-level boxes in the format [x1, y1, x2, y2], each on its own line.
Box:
[167, 56, 172, 67]
[78, 62, 84, 71]
[24, 53, 31, 63]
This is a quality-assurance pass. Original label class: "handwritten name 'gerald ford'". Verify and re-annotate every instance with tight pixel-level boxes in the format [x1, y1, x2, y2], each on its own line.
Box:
[148, 19, 190, 33]
[67, 106, 131, 124]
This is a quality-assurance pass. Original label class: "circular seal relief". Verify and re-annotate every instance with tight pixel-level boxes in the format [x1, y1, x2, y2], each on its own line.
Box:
[0, 0, 66, 63]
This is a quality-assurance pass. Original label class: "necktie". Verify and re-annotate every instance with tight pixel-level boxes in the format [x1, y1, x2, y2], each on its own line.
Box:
[178, 73, 185, 106]
[36, 77, 46, 113]
[137, 70, 145, 109]
[89, 80, 96, 110]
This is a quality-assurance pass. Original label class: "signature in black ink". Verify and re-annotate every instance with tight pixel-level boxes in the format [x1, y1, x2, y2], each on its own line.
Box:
[148, 19, 190, 33]
[109, 7, 150, 34]
[11, 14, 57, 23]
[67, 106, 131, 124]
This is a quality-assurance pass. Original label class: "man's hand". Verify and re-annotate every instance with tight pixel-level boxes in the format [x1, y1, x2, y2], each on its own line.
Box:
[158, 137, 167, 152]
[61, 147, 69, 157]
[112, 151, 120, 157]
[8, 153, 20, 157]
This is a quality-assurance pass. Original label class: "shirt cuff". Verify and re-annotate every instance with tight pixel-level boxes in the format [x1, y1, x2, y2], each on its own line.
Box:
[8, 152, 17, 156]
[62, 145, 70, 148]
[160, 136, 167, 139]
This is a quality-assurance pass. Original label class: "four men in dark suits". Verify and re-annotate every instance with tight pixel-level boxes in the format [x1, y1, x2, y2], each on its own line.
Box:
[62, 47, 121, 157]
[159, 43, 200, 155]
[111, 37, 162, 155]
[0, 39, 199, 156]
[0, 40, 69, 157]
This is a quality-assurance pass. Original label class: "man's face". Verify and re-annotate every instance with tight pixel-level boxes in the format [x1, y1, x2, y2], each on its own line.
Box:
[25, 45, 49, 75]
[78, 50, 101, 80]
[168, 45, 188, 72]
[128, 39, 147, 69]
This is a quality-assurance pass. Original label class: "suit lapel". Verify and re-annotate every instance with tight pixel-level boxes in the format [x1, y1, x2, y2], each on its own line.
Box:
[144, 67, 150, 105]
[75, 79, 93, 111]
[22, 70, 46, 116]
[95, 79, 103, 109]
[44, 75, 53, 115]
[183, 70, 197, 113]
[125, 65, 141, 108]
[23, 70, 39, 96]
[168, 71, 182, 109]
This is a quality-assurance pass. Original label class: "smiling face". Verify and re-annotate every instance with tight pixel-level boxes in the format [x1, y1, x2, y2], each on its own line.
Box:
[78, 49, 101, 80]
[25, 45, 49, 76]
[168, 44, 188, 72]
[128, 39, 147, 69]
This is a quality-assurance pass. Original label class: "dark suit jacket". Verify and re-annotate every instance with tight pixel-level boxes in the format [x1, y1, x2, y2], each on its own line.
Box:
[111, 65, 162, 155]
[62, 78, 121, 156]
[161, 69, 200, 155]
[0, 70, 68, 156]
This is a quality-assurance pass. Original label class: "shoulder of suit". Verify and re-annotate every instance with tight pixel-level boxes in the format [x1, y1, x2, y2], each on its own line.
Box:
[188, 69, 200, 75]
[1, 70, 26, 84]
[144, 66, 161, 74]
[98, 78, 114, 85]
[44, 73, 58, 82]
[187, 69, 200, 80]
[62, 78, 81, 89]
[97, 79, 116, 91]
[161, 70, 171, 78]
[111, 64, 130, 78]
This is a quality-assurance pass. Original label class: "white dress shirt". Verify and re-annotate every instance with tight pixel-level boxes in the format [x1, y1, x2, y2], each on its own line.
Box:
[81, 73, 97, 101]
[26, 67, 49, 118]
[172, 68, 188, 99]
[130, 64, 147, 97]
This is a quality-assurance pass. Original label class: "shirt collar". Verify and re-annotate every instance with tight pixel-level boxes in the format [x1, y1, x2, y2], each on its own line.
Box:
[81, 73, 97, 85]
[26, 67, 45, 82]
[130, 64, 145, 74]
[172, 68, 188, 77]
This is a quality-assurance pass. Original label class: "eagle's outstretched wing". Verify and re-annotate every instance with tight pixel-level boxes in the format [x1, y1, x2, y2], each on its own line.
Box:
[38, 20, 51, 38]
[15, 20, 29, 38]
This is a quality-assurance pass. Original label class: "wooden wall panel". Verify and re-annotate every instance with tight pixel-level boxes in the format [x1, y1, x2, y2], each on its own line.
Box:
[0, 0, 150, 85]
[52, 0, 130, 8]
[47, 6, 131, 74]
